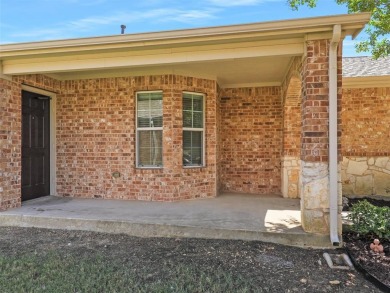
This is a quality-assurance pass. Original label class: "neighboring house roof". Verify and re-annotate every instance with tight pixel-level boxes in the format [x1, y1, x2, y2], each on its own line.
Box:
[343, 56, 390, 77]
[342, 56, 390, 88]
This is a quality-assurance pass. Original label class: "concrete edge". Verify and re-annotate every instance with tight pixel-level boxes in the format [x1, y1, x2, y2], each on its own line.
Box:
[0, 214, 333, 249]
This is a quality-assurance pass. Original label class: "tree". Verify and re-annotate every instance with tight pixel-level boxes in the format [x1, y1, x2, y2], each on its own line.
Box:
[288, 0, 390, 58]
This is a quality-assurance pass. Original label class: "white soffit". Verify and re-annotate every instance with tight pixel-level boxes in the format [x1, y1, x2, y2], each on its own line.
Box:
[45, 56, 292, 88]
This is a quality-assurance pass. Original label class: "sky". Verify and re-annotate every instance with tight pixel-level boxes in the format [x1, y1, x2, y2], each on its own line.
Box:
[0, 0, 370, 56]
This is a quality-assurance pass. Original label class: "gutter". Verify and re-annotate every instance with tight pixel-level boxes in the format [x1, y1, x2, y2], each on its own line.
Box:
[329, 24, 341, 246]
[0, 13, 370, 58]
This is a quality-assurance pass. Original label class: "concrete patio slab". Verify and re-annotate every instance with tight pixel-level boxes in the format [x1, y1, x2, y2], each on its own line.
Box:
[0, 193, 331, 248]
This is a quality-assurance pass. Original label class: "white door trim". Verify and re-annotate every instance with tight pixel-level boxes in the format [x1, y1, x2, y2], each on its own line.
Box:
[21, 85, 57, 196]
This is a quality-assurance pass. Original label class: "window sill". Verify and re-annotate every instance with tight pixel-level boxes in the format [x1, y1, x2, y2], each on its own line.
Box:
[136, 166, 163, 169]
[183, 165, 205, 169]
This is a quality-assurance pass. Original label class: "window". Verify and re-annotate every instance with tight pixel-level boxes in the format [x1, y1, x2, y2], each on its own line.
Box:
[183, 92, 204, 167]
[136, 91, 163, 167]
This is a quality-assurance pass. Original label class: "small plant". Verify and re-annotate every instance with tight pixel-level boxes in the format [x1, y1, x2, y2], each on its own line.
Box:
[348, 200, 390, 240]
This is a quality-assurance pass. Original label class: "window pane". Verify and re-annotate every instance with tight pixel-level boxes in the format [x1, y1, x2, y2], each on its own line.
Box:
[191, 131, 202, 147]
[138, 130, 162, 166]
[191, 147, 202, 165]
[137, 115, 150, 128]
[137, 91, 163, 167]
[183, 131, 202, 166]
[182, 93, 204, 167]
[193, 112, 203, 128]
[183, 111, 192, 128]
[183, 96, 192, 111]
[182, 93, 203, 129]
[137, 92, 162, 128]
[151, 115, 162, 128]
[183, 131, 192, 148]
[193, 96, 203, 111]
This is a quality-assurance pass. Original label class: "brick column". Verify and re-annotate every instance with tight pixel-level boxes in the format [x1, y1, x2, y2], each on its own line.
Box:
[0, 78, 22, 210]
[300, 40, 342, 233]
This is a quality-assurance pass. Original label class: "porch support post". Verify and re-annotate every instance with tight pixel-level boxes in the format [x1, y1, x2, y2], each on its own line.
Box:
[300, 37, 342, 235]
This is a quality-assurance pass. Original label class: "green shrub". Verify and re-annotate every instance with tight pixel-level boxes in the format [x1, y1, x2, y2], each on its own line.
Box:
[348, 199, 390, 240]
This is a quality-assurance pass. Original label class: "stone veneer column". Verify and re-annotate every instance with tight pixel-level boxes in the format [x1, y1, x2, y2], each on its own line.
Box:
[299, 40, 342, 234]
[281, 156, 300, 198]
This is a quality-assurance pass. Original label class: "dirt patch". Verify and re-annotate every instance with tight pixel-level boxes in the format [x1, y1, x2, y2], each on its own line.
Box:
[342, 196, 390, 291]
[0, 227, 380, 292]
[343, 232, 389, 289]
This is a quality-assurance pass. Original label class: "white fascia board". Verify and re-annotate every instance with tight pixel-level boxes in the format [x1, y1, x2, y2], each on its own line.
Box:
[343, 76, 390, 88]
[2, 40, 304, 75]
[0, 13, 370, 58]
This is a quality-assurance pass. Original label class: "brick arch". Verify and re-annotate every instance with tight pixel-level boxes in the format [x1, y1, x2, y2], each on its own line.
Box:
[283, 74, 302, 157]
[281, 73, 302, 198]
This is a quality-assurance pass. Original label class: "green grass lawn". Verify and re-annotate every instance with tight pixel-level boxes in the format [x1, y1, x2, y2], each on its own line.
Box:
[0, 252, 254, 293]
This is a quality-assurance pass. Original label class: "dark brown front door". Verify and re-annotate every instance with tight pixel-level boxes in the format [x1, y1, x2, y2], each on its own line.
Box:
[22, 90, 50, 201]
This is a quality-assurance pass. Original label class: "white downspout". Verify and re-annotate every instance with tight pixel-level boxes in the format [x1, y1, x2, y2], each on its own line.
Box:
[329, 24, 341, 246]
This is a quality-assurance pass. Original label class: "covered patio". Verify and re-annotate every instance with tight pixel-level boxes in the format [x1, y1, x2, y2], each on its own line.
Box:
[0, 13, 371, 246]
[0, 193, 331, 247]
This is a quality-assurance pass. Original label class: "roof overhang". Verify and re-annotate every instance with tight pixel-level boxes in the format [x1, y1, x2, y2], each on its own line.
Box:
[0, 13, 371, 88]
[343, 76, 390, 88]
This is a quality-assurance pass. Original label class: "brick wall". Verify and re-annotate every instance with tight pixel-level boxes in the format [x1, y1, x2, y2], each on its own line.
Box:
[216, 84, 223, 193]
[56, 75, 217, 200]
[1, 73, 286, 204]
[301, 40, 342, 162]
[341, 87, 390, 156]
[283, 77, 301, 157]
[0, 78, 21, 210]
[219, 87, 282, 194]
[0, 74, 61, 210]
[172, 76, 218, 200]
[281, 57, 302, 157]
[341, 86, 390, 198]
[301, 40, 330, 162]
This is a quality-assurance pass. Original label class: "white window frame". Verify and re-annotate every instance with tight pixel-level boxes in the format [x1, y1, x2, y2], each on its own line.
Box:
[136, 90, 163, 168]
[182, 91, 205, 168]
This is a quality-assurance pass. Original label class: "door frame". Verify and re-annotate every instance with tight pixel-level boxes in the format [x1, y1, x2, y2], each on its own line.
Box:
[21, 85, 57, 196]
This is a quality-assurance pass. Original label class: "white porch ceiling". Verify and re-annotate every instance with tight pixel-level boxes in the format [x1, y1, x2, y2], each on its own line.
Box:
[44, 55, 293, 88]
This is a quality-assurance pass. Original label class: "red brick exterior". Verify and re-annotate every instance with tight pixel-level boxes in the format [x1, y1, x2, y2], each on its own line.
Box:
[0, 37, 361, 210]
[0, 75, 61, 210]
[56, 75, 218, 200]
[342, 87, 390, 157]
[283, 74, 302, 157]
[0, 78, 21, 210]
[219, 87, 282, 194]
[300, 40, 342, 162]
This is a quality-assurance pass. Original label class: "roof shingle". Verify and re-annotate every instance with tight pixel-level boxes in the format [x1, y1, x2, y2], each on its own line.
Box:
[342, 56, 390, 77]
